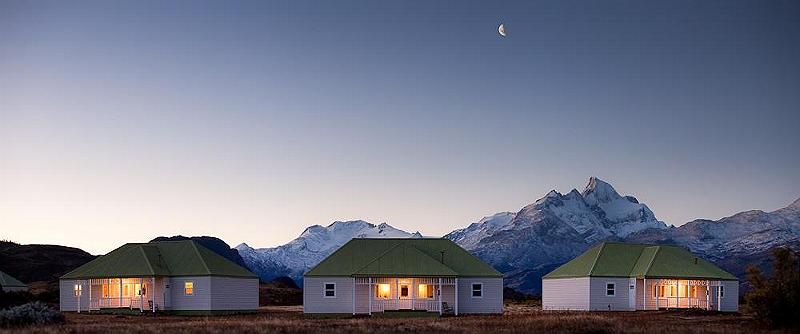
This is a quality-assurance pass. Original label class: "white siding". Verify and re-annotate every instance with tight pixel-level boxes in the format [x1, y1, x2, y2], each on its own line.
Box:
[59, 279, 89, 312]
[303, 277, 355, 314]
[168, 276, 211, 311]
[209, 277, 259, 310]
[542, 277, 590, 310]
[714, 281, 739, 312]
[588, 277, 631, 311]
[456, 278, 502, 314]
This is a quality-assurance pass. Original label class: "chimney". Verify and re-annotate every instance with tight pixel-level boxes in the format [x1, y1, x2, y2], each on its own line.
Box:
[440, 250, 445, 264]
[694, 257, 698, 265]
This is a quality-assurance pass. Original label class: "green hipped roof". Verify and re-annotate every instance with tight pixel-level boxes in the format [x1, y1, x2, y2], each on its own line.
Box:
[0, 270, 27, 288]
[305, 238, 503, 278]
[543, 242, 737, 281]
[61, 240, 256, 279]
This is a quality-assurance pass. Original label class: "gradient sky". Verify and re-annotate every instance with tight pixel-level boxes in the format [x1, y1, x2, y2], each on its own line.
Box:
[1, 0, 799, 254]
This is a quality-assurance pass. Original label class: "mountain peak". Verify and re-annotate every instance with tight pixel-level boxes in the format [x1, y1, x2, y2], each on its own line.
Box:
[582, 177, 622, 203]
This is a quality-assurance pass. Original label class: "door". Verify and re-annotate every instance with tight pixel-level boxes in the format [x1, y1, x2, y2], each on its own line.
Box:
[629, 278, 637, 310]
[398, 284, 411, 309]
[163, 280, 171, 309]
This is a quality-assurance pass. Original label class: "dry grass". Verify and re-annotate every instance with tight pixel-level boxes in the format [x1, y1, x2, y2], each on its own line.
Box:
[1, 304, 792, 334]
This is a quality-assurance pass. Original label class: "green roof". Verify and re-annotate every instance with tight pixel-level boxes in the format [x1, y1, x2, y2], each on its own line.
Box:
[0, 270, 27, 288]
[543, 242, 737, 281]
[305, 238, 503, 278]
[61, 240, 257, 279]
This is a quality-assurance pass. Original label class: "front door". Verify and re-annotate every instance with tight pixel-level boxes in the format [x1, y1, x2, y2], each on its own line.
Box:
[399, 284, 411, 309]
[629, 278, 637, 310]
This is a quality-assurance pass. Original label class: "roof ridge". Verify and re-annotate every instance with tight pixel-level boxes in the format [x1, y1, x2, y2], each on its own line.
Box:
[587, 242, 606, 276]
[351, 241, 405, 274]
[138, 244, 158, 276]
[189, 241, 212, 275]
[642, 246, 661, 277]
[408, 244, 459, 273]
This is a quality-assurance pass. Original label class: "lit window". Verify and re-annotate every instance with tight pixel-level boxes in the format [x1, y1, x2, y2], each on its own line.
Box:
[102, 284, 109, 298]
[74, 284, 82, 296]
[472, 283, 483, 298]
[135, 283, 142, 296]
[184, 281, 194, 295]
[418, 284, 434, 299]
[376, 284, 391, 299]
[606, 283, 615, 296]
[324, 283, 336, 298]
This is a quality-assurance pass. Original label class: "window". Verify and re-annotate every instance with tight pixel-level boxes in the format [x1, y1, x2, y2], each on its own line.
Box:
[400, 285, 409, 298]
[719, 286, 724, 298]
[471, 283, 483, 298]
[73, 284, 82, 297]
[324, 283, 336, 298]
[418, 284, 434, 299]
[135, 283, 142, 296]
[102, 284, 109, 298]
[606, 283, 615, 297]
[184, 281, 194, 295]
[689, 286, 698, 298]
[653, 285, 666, 298]
[376, 284, 391, 299]
[670, 285, 677, 297]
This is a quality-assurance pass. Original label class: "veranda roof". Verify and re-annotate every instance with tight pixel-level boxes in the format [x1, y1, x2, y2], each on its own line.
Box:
[543, 242, 737, 281]
[61, 240, 256, 279]
[0, 270, 27, 288]
[305, 238, 503, 278]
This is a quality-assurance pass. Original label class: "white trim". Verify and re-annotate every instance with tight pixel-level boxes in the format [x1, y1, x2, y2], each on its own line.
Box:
[471, 282, 483, 298]
[605, 282, 616, 297]
[323, 282, 336, 298]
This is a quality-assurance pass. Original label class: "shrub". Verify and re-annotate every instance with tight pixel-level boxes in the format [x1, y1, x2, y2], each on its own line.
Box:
[745, 247, 800, 329]
[0, 302, 65, 328]
[0, 289, 34, 309]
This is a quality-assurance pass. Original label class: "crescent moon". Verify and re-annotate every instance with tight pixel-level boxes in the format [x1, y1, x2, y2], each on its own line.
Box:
[498, 24, 506, 37]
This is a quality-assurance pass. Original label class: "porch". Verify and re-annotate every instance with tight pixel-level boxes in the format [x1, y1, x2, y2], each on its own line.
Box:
[640, 278, 724, 311]
[73, 277, 159, 312]
[353, 277, 457, 315]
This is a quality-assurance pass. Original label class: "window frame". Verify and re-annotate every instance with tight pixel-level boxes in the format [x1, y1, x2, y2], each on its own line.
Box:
[605, 282, 616, 297]
[323, 282, 337, 298]
[471, 283, 483, 298]
[184, 281, 194, 296]
[719, 285, 724, 298]
[375, 283, 391, 299]
[73, 284, 82, 297]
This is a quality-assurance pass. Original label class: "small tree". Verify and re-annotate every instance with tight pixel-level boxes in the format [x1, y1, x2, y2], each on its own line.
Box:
[745, 247, 800, 328]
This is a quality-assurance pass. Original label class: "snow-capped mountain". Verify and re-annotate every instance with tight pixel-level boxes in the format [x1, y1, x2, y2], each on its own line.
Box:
[236, 220, 421, 282]
[233, 177, 798, 295]
[442, 177, 668, 293]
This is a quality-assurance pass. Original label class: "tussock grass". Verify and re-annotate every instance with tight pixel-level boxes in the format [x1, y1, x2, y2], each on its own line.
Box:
[0, 304, 789, 334]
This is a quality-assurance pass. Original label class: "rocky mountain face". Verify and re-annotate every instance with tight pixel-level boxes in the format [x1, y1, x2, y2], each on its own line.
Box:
[236, 220, 422, 282]
[445, 177, 668, 293]
[233, 177, 799, 295]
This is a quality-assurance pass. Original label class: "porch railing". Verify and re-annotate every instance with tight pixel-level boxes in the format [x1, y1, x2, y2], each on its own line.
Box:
[90, 297, 145, 310]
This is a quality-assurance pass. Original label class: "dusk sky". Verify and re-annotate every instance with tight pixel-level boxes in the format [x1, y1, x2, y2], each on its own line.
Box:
[2, 0, 799, 254]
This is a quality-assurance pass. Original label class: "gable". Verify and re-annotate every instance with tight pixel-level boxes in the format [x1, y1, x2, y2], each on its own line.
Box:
[0, 270, 27, 287]
[61, 241, 255, 279]
[305, 238, 502, 277]
[544, 242, 737, 281]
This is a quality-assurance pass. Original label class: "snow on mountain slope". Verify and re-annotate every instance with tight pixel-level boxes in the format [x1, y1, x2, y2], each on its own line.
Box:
[444, 212, 515, 250]
[236, 220, 421, 282]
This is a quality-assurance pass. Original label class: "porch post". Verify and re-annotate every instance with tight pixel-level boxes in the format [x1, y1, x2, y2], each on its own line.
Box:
[705, 280, 710, 310]
[454, 278, 458, 316]
[410, 278, 414, 310]
[438, 278, 442, 316]
[675, 280, 679, 309]
[140, 277, 144, 313]
[152, 277, 156, 313]
[642, 278, 646, 310]
[77, 281, 81, 313]
[717, 281, 721, 311]
[368, 277, 372, 316]
[88, 279, 92, 312]
[117, 277, 122, 308]
[352, 278, 356, 315]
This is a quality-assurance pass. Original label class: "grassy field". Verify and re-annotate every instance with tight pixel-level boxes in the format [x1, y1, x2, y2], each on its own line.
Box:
[1, 303, 792, 334]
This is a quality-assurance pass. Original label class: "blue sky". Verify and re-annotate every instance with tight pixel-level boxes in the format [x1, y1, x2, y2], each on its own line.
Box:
[1, 0, 799, 254]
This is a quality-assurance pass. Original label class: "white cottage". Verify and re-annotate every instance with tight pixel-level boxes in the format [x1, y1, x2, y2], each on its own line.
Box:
[303, 238, 504, 315]
[542, 242, 739, 312]
[60, 240, 259, 314]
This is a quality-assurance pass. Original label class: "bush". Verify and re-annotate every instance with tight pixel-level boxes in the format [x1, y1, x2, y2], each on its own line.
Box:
[745, 247, 800, 329]
[0, 289, 34, 309]
[0, 302, 65, 328]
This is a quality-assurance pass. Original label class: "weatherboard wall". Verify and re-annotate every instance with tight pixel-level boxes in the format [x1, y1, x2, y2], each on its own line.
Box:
[209, 276, 259, 310]
[588, 277, 633, 311]
[303, 277, 355, 314]
[456, 278, 503, 314]
[59, 279, 89, 312]
[542, 277, 590, 310]
[168, 276, 212, 310]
